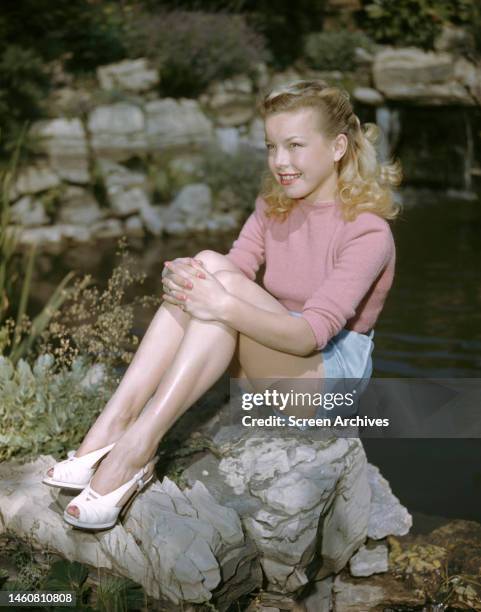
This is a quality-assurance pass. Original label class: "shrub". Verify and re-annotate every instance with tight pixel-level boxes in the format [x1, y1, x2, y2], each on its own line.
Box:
[303, 31, 375, 71]
[37, 238, 162, 371]
[359, 0, 476, 50]
[144, 0, 329, 68]
[127, 11, 269, 97]
[0, 46, 50, 157]
[0, 353, 116, 462]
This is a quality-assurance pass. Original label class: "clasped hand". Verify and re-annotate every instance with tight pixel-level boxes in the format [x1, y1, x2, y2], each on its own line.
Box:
[161, 257, 228, 321]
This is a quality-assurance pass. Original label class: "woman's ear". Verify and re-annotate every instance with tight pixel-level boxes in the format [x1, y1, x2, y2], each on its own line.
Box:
[333, 133, 348, 162]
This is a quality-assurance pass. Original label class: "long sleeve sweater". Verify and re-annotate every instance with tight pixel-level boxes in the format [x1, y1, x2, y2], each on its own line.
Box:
[225, 195, 396, 351]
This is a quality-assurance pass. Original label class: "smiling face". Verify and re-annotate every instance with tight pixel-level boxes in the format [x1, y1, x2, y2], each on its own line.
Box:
[264, 107, 347, 204]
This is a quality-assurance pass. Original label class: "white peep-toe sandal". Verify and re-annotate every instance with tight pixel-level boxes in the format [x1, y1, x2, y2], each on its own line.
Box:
[63, 457, 159, 531]
[42, 443, 116, 491]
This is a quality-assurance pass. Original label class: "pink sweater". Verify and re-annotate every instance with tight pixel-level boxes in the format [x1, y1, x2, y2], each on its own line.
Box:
[225, 195, 396, 350]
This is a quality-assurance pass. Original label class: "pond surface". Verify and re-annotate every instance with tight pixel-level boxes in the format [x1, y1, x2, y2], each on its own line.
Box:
[29, 190, 481, 522]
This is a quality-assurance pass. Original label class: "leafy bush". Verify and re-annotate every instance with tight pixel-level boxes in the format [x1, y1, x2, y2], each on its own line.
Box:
[359, 0, 476, 49]
[127, 11, 269, 97]
[0, 1, 127, 72]
[303, 31, 375, 71]
[143, 0, 328, 68]
[0, 353, 116, 462]
[0, 46, 50, 157]
[38, 238, 162, 371]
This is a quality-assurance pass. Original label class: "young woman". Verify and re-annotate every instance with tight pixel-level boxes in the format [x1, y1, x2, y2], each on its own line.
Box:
[43, 80, 401, 531]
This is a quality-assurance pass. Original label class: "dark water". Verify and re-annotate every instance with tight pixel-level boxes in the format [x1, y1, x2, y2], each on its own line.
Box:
[29, 191, 481, 522]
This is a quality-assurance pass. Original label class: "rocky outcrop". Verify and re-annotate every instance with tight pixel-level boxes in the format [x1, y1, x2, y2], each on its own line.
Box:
[97, 58, 159, 93]
[30, 118, 90, 184]
[0, 456, 261, 611]
[373, 47, 475, 105]
[0, 419, 411, 609]
[8, 49, 480, 252]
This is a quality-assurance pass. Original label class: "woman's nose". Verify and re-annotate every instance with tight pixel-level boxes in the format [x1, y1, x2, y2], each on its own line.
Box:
[274, 148, 290, 169]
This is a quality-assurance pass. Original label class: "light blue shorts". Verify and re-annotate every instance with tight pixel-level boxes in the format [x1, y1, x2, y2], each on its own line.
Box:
[288, 310, 375, 420]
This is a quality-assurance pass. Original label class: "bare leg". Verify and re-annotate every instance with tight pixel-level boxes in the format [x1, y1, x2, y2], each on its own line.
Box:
[67, 266, 324, 517]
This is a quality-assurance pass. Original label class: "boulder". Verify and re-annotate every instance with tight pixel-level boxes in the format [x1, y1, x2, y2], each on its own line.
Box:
[163, 183, 213, 234]
[373, 48, 473, 105]
[367, 464, 412, 540]
[15, 225, 92, 251]
[145, 99, 214, 149]
[90, 218, 125, 240]
[10, 196, 49, 227]
[89, 103, 147, 160]
[216, 127, 241, 155]
[9, 164, 60, 201]
[97, 58, 159, 93]
[184, 433, 372, 595]
[57, 187, 103, 226]
[349, 541, 389, 577]
[0, 456, 261, 611]
[353, 87, 384, 106]
[30, 119, 90, 183]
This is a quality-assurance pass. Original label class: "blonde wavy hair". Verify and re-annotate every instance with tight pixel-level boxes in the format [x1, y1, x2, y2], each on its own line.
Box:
[258, 80, 402, 222]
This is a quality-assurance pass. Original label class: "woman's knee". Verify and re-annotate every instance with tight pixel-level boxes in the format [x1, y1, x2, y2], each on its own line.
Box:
[214, 269, 245, 292]
[194, 250, 241, 275]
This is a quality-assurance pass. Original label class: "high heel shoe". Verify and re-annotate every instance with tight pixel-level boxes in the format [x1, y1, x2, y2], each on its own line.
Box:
[42, 443, 116, 491]
[63, 457, 159, 531]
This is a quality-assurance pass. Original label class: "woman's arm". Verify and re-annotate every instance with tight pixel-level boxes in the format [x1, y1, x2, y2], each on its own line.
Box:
[219, 294, 317, 357]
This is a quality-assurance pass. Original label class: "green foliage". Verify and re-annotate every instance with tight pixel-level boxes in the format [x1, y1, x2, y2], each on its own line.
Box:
[303, 31, 375, 71]
[146, 0, 328, 68]
[360, 0, 476, 49]
[0, 1, 127, 72]
[42, 560, 93, 609]
[127, 11, 269, 97]
[0, 352, 116, 462]
[201, 145, 266, 214]
[0, 46, 50, 157]
[0, 136, 76, 365]
[95, 575, 145, 612]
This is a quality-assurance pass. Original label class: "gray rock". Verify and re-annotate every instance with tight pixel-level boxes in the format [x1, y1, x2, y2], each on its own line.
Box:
[30, 119, 89, 183]
[216, 127, 241, 155]
[109, 185, 150, 218]
[16, 225, 91, 250]
[145, 98, 214, 149]
[98, 159, 148, 191]
[57, 187, 103, 226]
[97, 58, 159, 93]
[373, 48, 473, 105]
[209, 90, 255, 127]
[137, 200, 164, 236]
[353, 87, 384, 106]
[10, 196, 49, 227]
[0, 457, 261, 610]
[170, 183, 213, 223]
[349, 542, 389, 577]
[454, 58, 481, 105]
[90, 218, 125, 240]
[9, 164, 60, 201]
[89, 103, 147, 160]
[367, 464, 412, 539]
[124, 215, 145, 237]
[185, 432, 371, 595]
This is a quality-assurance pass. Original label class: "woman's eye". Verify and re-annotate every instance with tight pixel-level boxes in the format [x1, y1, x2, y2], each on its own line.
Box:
[266, 144, 275, 151]
[290, 143, 301, 148]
